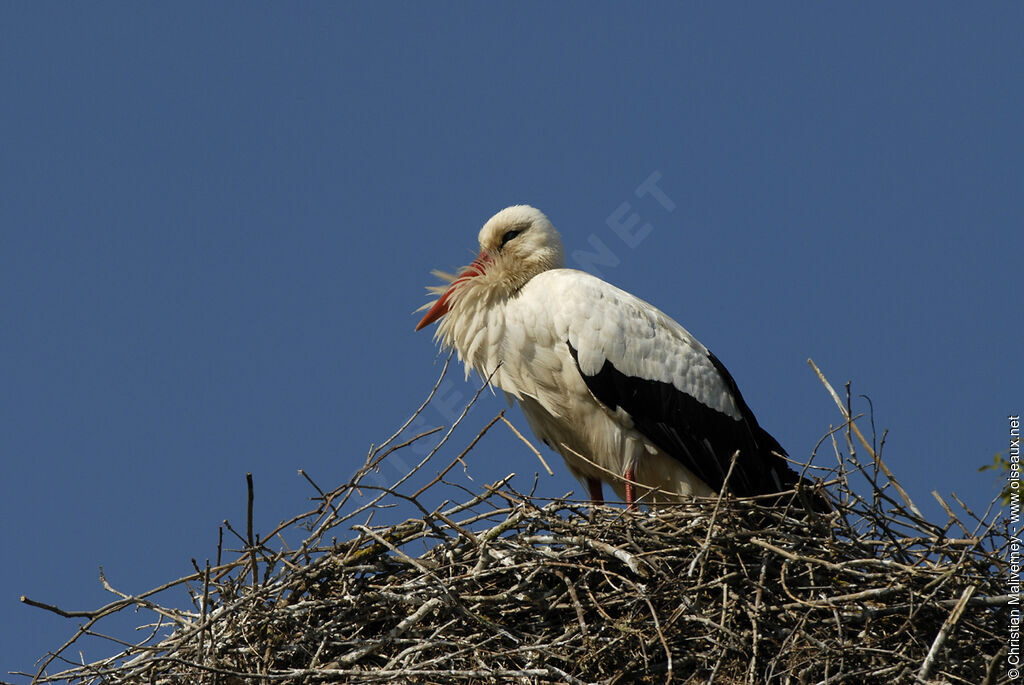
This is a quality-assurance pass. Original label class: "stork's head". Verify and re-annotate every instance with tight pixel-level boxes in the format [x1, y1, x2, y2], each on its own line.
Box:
[415, 205, 565, 331]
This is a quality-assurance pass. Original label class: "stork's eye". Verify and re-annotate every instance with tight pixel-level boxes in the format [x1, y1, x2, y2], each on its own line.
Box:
[500, 229, 522, 248]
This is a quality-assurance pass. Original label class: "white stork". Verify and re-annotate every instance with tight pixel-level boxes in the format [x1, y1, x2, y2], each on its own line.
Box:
[415, 205, 809, 508]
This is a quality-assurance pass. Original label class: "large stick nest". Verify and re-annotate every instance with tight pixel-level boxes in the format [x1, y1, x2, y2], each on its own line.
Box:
[14, 361, 1013, 684]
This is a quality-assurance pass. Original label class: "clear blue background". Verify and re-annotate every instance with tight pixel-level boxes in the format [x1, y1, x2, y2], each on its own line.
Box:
[2, 4, 1020, 680]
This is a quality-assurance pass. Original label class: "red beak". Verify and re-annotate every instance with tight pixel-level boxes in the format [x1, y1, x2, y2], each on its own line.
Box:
[415, 252, 491, 331]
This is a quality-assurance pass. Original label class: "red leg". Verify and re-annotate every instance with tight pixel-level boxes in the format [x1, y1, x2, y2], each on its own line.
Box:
[624, 467, 636, 510]
[587, 477, 604, 503]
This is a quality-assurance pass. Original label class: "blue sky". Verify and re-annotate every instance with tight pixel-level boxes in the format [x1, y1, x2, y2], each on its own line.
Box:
[2, 4, 1021, 679]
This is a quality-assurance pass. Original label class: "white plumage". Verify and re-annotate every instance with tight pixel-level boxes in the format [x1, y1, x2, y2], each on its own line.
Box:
[416, 205, 805, 507]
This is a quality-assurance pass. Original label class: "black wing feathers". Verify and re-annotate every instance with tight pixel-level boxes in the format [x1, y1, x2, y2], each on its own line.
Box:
[567, 341, 799, 498]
